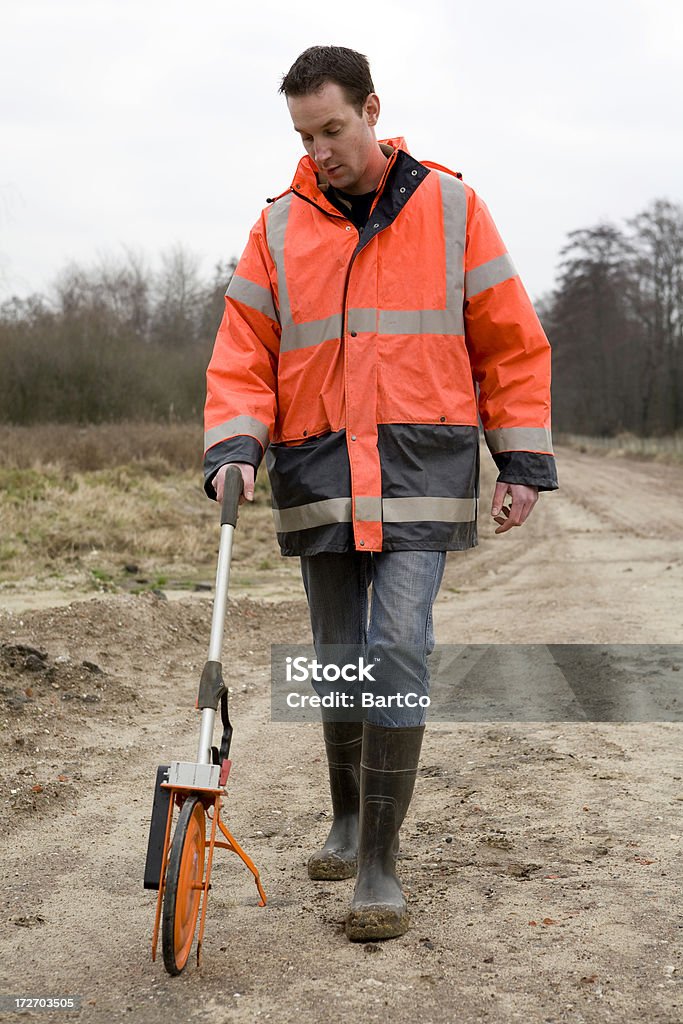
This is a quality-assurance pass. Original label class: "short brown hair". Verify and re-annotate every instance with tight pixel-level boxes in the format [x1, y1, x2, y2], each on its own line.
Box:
[279, 46, 375, 115]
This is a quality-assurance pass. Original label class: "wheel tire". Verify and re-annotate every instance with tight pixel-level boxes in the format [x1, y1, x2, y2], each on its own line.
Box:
[162, 796, 206, 975]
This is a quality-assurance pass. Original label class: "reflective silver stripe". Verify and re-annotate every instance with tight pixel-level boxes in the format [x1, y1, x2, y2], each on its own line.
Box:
[281, 314, 341, 353]
[273, 493, 478, 532]
[378, 309, 463, 335]
[348, 308, 377, 334]
[438, 171, 467, 333]
[272, 497, 351, 533]
[282, 306, 464, 346]
[205, 416, 270, 451]
[485, 427, 554, 454]
[266, 193, 294, 328]
[383, 497, 477, 523]
[226, 274, 279, 323]
[465, 253, 517, 300]
[355, 496, 382, 521]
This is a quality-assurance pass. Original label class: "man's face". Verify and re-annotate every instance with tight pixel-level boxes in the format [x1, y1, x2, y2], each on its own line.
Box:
[287, 81, 381, 195]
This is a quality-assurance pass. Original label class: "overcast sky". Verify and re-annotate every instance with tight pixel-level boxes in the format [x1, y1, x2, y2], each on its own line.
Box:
[1, 0, 682, 305]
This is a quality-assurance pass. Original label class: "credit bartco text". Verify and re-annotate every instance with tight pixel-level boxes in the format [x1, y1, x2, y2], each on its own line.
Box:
[285, 692, 431, 710]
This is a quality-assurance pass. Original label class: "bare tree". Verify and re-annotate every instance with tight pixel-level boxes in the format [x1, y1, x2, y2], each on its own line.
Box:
[151, 244, 204, 348]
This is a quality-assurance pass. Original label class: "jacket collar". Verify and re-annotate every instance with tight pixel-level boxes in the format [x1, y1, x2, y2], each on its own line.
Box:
[289, 137, 411, 207]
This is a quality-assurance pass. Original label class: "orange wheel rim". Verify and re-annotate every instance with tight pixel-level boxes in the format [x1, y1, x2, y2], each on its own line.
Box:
[173, 802, 205, 968]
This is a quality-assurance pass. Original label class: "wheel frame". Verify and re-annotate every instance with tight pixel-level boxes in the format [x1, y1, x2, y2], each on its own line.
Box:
[162, 796, 206, 975]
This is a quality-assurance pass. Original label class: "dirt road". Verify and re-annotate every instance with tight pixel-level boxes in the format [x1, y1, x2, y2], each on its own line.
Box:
[1, 446, 682, 1024]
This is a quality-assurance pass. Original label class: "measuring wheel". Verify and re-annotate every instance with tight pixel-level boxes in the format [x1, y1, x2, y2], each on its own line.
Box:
[146, 466, 267, 973]
[162, 796, 206, 975]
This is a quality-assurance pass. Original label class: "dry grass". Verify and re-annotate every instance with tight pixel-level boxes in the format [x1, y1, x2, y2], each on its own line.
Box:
[0, 421, 205, 472]
[555, 430, 683, 463]
[5, 421, 679, 602]
[0, 423, 292, 599]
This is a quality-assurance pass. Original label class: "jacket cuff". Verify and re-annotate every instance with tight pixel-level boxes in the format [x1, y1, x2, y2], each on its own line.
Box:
[492, 451, 558, 492]
[203, 436, 264, 499]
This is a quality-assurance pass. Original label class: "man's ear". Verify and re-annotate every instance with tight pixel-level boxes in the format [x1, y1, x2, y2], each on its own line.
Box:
[364, 92, 380, 127]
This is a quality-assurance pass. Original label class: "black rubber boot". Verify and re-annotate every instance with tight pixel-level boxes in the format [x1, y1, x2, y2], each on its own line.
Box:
[345, 721, 424, 941]
[307, 720, 362, 880]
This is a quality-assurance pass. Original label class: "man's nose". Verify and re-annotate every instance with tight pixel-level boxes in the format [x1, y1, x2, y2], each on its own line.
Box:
[313, 139, 332, 164]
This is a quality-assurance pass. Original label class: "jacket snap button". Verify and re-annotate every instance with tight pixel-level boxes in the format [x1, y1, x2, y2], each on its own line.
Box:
[411, 169, 418, 176]
[440, 416, 446, 422]
[345, 225, 352, 231]
[303, 429, 308, 436]
[373, 223, 380, 229]
[359, 540, 365, 546]
[351, 434, 356, 441]
[350, 330, 357, 337]
[400, 187, 406, 193]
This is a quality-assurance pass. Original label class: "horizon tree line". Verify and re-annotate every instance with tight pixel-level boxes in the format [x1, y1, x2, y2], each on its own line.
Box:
[1, 198, 681, 434]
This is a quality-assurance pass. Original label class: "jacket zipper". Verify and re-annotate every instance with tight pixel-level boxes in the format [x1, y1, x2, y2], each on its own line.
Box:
[291, 148, 399, 337]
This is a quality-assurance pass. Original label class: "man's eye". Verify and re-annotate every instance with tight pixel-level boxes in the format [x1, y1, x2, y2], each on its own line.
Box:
[327, 129, 340, 136]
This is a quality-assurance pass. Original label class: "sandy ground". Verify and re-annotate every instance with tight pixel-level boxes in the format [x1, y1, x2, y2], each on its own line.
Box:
[1, 445, 682, 1024]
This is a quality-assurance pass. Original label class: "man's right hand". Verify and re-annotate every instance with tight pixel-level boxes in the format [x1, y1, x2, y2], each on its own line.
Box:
[212, 463, 255, 505]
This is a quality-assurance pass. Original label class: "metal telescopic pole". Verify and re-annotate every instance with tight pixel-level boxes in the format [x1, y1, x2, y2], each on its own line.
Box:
[196, 466, 243, 765]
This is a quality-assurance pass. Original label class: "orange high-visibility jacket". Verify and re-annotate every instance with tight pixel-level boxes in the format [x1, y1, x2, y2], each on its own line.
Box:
[204, 137, 557, 555]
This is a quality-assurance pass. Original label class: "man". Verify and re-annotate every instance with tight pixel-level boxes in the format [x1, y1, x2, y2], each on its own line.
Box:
[204, 45, 558, 942]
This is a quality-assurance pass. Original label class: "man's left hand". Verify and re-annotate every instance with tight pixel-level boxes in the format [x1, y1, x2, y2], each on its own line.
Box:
[491, 482, 538, 534]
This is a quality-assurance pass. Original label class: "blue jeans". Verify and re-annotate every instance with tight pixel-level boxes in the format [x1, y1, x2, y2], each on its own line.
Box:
[299, 550, 446, 728]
